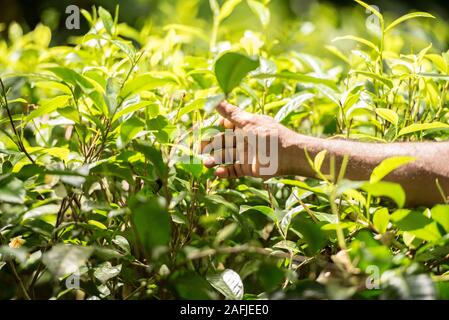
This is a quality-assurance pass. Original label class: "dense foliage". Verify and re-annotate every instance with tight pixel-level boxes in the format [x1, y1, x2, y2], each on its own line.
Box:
[1, 0, 449, 300]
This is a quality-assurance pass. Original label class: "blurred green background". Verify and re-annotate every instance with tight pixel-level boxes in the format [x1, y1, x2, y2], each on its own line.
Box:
[1, 0, 449, 45]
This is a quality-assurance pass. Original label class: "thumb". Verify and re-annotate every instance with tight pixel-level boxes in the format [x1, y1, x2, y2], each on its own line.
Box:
[216, 101, 248, 126]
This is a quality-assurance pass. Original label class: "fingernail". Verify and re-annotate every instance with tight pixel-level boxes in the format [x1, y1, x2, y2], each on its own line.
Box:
[203, 156, 215, 167]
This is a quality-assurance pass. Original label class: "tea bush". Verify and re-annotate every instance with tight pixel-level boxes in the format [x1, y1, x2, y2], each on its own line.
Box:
[1, 0, 449, 299]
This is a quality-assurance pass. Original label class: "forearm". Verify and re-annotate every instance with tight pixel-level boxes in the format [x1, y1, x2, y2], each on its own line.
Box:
[283, 133, 449, 206]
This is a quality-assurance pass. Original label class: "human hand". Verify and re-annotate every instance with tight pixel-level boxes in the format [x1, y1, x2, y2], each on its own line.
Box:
[201, 101, 299, 178]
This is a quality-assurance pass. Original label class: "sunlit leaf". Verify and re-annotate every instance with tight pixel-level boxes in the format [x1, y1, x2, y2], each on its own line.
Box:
[94, 262, 122, 283]
[98, 7, 114, 35]
[207, 269, 244, 300]
[385, 12, 435, 33]
[362, 181, 406, 208]
[333, 35, 379, 53]
[214, 52, 260, 95]
[375, 108, 399, 126]
[398, 122, 449, 137]
[247, 0, 270, 27]
[431, 205, 449, 233]
[370, 156, 416, 183]
[274, 93, 314, 122]
[218, 0, 242, 22]
[373, 207, 390, 234]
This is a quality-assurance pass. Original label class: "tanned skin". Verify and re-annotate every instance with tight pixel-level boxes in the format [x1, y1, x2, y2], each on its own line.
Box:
[202, 101, 449, 207]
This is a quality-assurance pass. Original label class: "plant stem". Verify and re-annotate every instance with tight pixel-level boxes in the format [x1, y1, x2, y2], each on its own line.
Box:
[0, 78, 35, 164]
[210, 18, 220, 55]
[9, 261, 32, 300]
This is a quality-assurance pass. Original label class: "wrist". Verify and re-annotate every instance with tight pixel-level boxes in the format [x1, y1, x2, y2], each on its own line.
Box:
[279, 131, 311, 176]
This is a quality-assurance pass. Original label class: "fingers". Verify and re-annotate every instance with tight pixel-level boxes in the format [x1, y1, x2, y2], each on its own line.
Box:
[215, 165, 238, 178]
[203, 156, 216, 168]
[202, 148, 246, 178]
[200, 132, 237, 154]
[218, 117, 235, 130]
[216, 101, 250, 127]
[203, 148, 238, 166]
[215, 166, 229, 178]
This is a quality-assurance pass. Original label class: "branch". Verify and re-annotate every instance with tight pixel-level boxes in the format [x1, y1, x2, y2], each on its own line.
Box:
[0, 78, 35, 164]
[185, 244, 307, 263]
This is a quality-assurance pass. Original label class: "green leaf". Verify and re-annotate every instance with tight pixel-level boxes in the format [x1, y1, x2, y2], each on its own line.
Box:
[239, 205, 277, 222]
[290, 215, 327, 254]
[131, 196, 171, 251]
[104, 77, 121, 115]
[25, 95, 71, 123]
[398, 122, 449, 137]
[207, 269, 244, 300]
[218, 0, 242, 22]
[391, 209, 441, 242]
[214, 52, 260, 95]
[333, 35, 379, 53]
[385, 12, 435, 33]
[373, 208, 390, 233]
[325, 45, 350, 64]
[274, 93, 314, 122]
[47, 67, 95, 91]
[94, 262, 122, 283]
[362, 181, 406, 208]
[375, 108, 399, 126]
[119, 116, 145, 147]
[112, 235, 131, 255]
[247, 0, 270, 27]
[110, 39, 136, 59]
[133, 141, 167, 179]
[370, 156, 416, 183]
[431, 205, 449, 233]
[354, 0, 383, 24]
[23, 204, 60, 220]
[42, 244, 93, 278]
[353, 71, 393, 89]
[113, 101, 156, 123]
[206, 194, 239, 213]
[120, 72, 179, 98]
[58, 105, 79, 122]
[279, 179, 327, 196]
[175, 272, 215, 299]
[418, 73, 449, 81]
[0, 176, 25, 204]
[98, 7, 114, 35]
[255, 71, 337, 89]
[314, 150, 327, 172]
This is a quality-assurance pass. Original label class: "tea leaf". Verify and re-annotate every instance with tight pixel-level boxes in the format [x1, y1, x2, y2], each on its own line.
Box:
[274, 93, 314, 122]
[131, 196, 170, 251]
[214, 52, 260, 95]
[207, 269, 244, 300]
[385, 12, 435, 33]
[373, 208, 390, 234]
[362, 181, 406, 208]
[375, 108, 399, 126]
[370, 156, 416, 183]
[398, 122, 449, 137]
